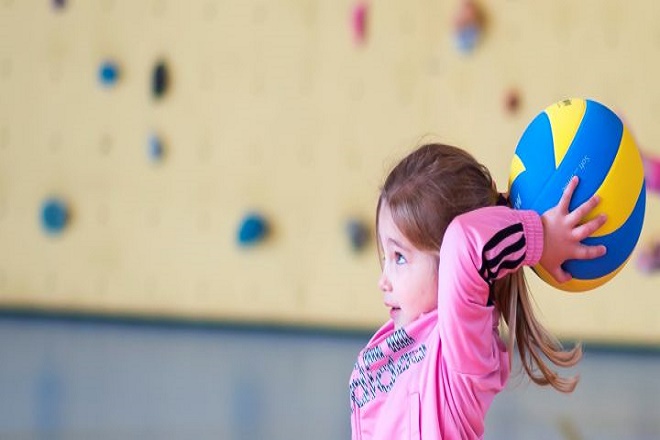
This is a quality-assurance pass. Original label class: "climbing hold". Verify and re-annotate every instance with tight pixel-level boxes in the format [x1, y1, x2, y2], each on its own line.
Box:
[152, 60, 169, 99]
[98, 60, 120, 87]
[455, 23, 480, 53]
[636, 239, 660, 274]
[147, 133, 165, 162]
[504, 88, 521, 115]
[351, 2, 369, 46]
[237, 213, 269, 246]
[346, 218, 370, 252]
[52, 0, 66, 10]
[642, 152, 660, 194]
[453, 0, 486, 54]
[41, 197, 69, 235]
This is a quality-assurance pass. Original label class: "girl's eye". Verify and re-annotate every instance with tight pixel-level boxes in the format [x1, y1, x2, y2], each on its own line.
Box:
[395, 252, 407, 265]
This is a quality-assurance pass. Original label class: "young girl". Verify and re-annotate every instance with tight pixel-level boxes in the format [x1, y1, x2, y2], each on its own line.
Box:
[349, 143, 607, 439]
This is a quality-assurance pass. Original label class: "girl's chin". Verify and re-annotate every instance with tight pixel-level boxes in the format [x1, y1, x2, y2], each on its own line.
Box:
[392, 311, 409, 329]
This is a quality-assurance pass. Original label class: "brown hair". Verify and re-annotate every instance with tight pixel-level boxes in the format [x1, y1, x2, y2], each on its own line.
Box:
[377, 143, 581, 393]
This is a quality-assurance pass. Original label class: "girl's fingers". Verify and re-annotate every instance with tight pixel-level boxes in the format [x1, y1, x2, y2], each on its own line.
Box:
[551, 244, 606, 283]
[574, 244, 607, 260]
[551, 267, 572, 284]
[572, 213, 607, 240]
[559, 176, 579, 212]
[567, 194, 601, 225]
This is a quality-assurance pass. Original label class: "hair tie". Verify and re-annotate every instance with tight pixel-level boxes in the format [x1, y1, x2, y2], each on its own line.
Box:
[496, 193, 510, 207]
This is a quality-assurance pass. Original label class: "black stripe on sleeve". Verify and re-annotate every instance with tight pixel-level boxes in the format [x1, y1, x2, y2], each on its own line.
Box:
[479, 222, 527, 284]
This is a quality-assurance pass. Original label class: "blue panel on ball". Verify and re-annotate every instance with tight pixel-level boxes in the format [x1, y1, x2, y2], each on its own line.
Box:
[509, 112, 556, 209]
[531, 100, 623, 215]
[564, 183, 645, 279]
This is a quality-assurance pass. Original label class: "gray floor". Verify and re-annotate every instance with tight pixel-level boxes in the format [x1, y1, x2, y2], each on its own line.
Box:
[0, 314, 658, 440]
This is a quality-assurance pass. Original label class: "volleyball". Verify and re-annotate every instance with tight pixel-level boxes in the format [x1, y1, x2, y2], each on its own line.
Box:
[508, 98, 646, 292]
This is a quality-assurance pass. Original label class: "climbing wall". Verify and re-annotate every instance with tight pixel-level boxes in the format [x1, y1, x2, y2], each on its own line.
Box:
[1, 0, 659, 343]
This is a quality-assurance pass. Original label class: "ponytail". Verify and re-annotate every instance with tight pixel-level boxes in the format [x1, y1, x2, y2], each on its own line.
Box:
[494, 270, 582, 393]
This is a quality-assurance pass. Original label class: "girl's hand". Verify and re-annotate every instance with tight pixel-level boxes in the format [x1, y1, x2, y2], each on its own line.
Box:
[539, 176, 607, 284]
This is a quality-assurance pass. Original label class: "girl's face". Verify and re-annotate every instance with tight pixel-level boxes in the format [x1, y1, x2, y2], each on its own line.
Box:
[377, 203, 438, 329]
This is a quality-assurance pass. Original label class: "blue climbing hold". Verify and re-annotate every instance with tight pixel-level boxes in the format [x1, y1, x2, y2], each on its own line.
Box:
[41, 198, 69, 235]
[98, 60, 119, 87]
[346, 218, 370, 252]
[238, 213, 269, 246]
[453, 0, 485, 55]
[147, 133, 164, 162]
[455, 24, 481, 54]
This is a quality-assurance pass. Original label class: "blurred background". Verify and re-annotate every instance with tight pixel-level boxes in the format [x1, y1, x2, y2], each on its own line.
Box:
[1, 0, 659, 438]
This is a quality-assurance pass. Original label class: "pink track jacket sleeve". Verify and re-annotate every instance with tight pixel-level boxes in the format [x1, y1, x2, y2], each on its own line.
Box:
[434, 206, 544, 438]
[438, 206, 544, 374]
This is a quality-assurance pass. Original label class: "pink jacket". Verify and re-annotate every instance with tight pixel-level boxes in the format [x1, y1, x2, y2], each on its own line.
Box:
[349, 207, 544, 439]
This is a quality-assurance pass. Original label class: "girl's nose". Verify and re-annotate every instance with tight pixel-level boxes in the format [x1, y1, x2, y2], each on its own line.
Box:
[378, 271, 391, 292]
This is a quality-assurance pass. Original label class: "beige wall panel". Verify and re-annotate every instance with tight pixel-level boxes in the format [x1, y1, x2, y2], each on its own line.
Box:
[1, 0, 659, 343]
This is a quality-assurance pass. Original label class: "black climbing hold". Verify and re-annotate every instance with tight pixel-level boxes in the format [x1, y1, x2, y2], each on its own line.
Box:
[152, 60, 169, 99]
